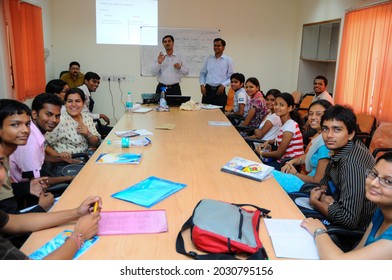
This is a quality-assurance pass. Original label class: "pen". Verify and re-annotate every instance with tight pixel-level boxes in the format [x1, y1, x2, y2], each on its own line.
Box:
[93, 201, 98, 212]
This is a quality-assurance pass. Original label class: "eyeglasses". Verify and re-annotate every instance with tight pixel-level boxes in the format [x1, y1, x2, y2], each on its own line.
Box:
[366, 169, 392, 189]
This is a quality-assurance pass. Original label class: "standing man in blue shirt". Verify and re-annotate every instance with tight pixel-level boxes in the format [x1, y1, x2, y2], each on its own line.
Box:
[199, 38, 234, 111]
[151, 35, 189, 96]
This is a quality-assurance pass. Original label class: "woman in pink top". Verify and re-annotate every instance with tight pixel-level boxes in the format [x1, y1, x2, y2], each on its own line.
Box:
[255, 92, 304, 170]
[240, 77, 268, 128]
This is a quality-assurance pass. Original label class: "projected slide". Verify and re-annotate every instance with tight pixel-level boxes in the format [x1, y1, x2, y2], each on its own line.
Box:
[96, 0, 158, 45]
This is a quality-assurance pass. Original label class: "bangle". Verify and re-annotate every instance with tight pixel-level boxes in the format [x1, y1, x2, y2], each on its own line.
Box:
[86, 133, 93, 139]
[69, 233, 84, 250]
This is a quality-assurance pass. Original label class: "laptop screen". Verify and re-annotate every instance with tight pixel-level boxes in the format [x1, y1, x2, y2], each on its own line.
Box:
[165, 95, 191, 106]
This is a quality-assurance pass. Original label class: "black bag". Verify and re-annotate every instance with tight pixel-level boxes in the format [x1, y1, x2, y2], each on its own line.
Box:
[288, 181, 339, 225]
[176, 199, 270, 260]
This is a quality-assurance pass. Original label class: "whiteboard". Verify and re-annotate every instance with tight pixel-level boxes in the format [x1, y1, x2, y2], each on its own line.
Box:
[140, 27, 220, 77]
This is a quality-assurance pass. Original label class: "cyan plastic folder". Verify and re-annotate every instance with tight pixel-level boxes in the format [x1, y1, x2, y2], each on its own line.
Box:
[29, 230, 99, 260]
[111, 176, 187, 208]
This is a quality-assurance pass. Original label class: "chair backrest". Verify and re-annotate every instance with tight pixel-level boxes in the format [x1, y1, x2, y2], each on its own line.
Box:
[291, 91, 302, 107]
[59, 70, 68, 78]
[369, 122, 392, 158]
[225, 87, 235, 112]
[297, 94, 314, 119]
[356, 113, 377, 147]
[356, 113, 376, 135]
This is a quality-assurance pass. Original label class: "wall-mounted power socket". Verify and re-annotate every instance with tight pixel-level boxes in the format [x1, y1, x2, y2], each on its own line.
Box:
[101, 75, 133, 83]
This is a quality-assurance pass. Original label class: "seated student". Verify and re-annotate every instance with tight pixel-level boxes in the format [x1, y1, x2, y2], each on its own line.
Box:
[45, 88, 101, 159]
[225, 73, 250, 125]
[0, 141, 101, 259]
[9, 93, 78, 193]
[45, 79, 69, 113]
[60, 61, 85, 88]
[301, 152, 392, 260]
[254, 92, 304, 170]
[275, 100, 333, 192]
[290, 105, 376, 250]
[0, 99, 54, 214]
[244, 89, 281, 140]
[239, 77, 268, 128]
[78, 72, 112, 138]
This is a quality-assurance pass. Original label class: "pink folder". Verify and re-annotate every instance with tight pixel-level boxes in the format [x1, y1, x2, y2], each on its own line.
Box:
[97, 210, 168, 235]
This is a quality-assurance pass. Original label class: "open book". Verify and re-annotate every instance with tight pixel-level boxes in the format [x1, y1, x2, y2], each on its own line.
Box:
[264, 219, 319, 259]
[221, 157, 274, 182]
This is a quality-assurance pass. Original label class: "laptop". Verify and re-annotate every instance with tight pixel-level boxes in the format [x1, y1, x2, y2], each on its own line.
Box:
[165, 95, 191, 106]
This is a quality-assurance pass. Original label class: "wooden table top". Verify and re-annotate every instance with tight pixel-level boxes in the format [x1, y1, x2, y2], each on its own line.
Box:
[20, 107, 304, 259]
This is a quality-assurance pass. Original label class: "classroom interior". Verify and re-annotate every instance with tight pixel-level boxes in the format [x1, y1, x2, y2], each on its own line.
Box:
[0, 0, 387, 127]
[1, 0, 392, 261]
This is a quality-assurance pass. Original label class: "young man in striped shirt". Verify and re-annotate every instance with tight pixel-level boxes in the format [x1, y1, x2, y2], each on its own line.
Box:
[309, 105, 376, 233]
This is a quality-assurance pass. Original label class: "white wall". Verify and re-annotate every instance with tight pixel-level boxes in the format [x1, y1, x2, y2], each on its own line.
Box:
[49, 0, 301, 124]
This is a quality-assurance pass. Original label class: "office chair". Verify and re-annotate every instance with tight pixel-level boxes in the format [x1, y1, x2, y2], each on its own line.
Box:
[289, 182, 365, 252]
[368, 122, 392, 159]
[295, 93, 314, 121]
[41, 153, 89, 178]
[291, 91, 302, 107]
[225, 87, 235, 112]
[59, 70, 69, 78]
[356, 113, 377, 148]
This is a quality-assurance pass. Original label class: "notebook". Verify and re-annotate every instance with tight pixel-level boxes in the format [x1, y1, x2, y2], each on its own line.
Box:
[221, 156, 274, 182]
[165, 95, 191, 106]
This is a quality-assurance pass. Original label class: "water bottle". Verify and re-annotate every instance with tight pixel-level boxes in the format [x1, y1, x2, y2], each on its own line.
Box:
[125, 92, 133, 113]
[159, 87, 167, 107]
[107, 137, 130, 148]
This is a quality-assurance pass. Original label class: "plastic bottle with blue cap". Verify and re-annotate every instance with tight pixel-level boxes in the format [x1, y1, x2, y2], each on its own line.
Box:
[159, 86, 167, 108]
[107, 137, 130, 148]
[125, 91, 133, 114]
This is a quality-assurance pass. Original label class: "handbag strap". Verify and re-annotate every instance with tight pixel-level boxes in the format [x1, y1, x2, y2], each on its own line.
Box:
[232, 203, 271, 218]
[175, 215, 269, 260]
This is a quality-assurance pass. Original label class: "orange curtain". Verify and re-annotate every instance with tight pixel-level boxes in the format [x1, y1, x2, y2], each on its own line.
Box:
[334, 1, 392, 123]
[3, 0, 46, 101]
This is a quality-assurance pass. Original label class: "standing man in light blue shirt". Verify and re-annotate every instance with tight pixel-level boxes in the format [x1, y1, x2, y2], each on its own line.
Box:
[151, 35, 189, 95]
[199, 38, 234, 111]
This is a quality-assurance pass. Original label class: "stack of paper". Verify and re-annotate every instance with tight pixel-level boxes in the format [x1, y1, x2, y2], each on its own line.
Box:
[133, 107, 153, 113]
[98, 210, 168, 235]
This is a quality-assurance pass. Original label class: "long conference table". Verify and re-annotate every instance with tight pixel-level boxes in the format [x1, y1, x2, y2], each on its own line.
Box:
[20, 107, 304, 260]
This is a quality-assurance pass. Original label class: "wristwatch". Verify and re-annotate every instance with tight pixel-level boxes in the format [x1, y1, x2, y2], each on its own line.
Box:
[313, 228, 328, 238]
